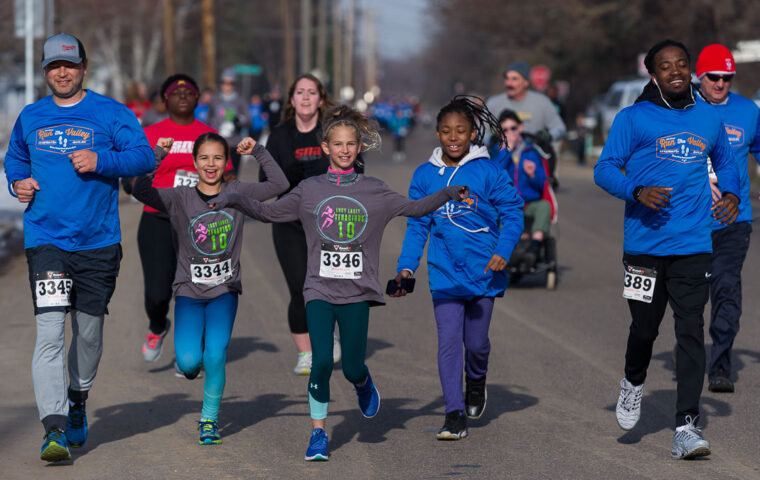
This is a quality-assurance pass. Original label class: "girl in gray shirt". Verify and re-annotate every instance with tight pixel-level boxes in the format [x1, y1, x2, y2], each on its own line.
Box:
[133, 133, 288, 445]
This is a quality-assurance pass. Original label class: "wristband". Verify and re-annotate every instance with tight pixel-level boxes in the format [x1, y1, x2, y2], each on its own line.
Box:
[632, 185, 644, 201]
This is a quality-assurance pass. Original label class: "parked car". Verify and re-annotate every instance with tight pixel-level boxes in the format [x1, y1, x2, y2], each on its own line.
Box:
[599, 77, 649, 141]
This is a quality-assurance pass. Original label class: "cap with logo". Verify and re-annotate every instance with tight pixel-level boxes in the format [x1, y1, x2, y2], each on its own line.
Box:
[41, 34, 87, 69]
[696, 44, 735, 79]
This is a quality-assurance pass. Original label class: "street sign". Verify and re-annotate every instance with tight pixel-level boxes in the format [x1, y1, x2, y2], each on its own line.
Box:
[234, 64, 262, 75]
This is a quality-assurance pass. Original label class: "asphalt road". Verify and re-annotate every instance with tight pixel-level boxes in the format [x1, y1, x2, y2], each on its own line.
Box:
[1, 125, 759, 479]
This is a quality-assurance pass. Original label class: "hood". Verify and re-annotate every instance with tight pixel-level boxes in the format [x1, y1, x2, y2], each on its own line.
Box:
[428, 144, 490, 171]
[635, 79, 696, 110]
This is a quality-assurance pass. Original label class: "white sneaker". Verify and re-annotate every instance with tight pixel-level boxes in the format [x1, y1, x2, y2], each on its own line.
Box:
[671, 416, 710, 459]
[616, 377, 644, 430]
[294, 351, 312, 375]
[333, 332, 341, 364]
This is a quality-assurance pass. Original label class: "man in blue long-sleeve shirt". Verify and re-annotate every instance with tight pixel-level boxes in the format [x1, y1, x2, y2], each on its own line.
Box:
[594, 39, 740, 460]
[4, 34, 154, 462]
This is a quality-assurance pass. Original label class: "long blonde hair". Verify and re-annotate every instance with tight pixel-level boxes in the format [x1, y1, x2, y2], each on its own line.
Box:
[322, 105, 381, 154]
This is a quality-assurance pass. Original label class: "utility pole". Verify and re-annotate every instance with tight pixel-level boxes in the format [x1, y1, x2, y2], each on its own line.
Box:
[300, 0, 312, 75]
[316, 0, 328, 78]
[364, 8, 376, 97]
[201, 0, 216, 89]
[343, 0, 355, 99]
[331, 0, 342, 98]
[282, 0, 295, 88]
[163, 0, 176, 76]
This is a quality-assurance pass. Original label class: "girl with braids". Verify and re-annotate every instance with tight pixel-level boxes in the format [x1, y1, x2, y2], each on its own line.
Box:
[211, 105, 469, 461]
[392, 95, 524, 440]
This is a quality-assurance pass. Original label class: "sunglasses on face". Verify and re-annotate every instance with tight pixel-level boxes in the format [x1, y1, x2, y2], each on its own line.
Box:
[706, 73, 734, 82]
[502, 126, 519, 133]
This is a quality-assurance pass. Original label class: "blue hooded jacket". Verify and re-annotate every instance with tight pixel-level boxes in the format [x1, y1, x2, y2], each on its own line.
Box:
[396, 145, 524, 300]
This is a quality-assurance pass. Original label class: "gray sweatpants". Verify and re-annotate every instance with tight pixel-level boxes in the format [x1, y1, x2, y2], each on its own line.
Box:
[32, 310, 104, 428]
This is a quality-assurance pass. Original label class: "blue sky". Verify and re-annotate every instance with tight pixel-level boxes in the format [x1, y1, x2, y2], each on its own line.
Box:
[359, 0, 429, 59]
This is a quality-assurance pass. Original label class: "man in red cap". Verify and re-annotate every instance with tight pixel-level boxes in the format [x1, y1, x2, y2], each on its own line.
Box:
[696, 43, 760, 393]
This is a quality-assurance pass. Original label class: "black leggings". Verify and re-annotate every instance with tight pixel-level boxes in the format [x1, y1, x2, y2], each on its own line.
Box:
[272, 221, 308, 334]
[137, 212, 177, 334]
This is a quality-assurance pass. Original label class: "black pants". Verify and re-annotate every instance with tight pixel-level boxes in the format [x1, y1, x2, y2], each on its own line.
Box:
[272, 221, 309, 334]
[709, 221, 751, 376]
[137, 212, 176, 334]
[623, 253, 711, 427]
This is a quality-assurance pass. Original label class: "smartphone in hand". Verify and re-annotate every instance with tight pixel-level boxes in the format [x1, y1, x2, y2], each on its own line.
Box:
[386, 277, 416, 295]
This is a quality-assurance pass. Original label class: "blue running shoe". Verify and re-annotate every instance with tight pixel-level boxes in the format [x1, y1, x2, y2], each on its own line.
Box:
[67, 402, 88, 447]
[40, 429, 71, 462]
[354, 371, 380, 418]
[304, 428, 329, 461]
[198, 419, 222, 445]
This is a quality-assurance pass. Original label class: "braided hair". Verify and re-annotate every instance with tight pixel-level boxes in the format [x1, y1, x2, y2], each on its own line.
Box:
[322, 105, 381, 154]
[435, 95, 505, 148]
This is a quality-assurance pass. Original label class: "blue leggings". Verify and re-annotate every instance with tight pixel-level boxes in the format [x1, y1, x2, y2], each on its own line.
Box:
[174, 293, 238, 421]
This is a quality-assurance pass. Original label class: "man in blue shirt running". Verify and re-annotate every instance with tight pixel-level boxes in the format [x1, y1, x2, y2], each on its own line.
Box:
[694, 44, 760, 394]
[4, 34, 154, 462]
[594, 39, 740, 460]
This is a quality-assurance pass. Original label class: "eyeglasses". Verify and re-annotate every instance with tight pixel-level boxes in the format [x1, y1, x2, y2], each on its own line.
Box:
[502, 126, 519, 133]
[705, 73, 734, 82]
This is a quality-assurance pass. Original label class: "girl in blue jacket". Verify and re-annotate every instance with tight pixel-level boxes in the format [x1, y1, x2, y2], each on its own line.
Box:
[392, 96, 524, 440]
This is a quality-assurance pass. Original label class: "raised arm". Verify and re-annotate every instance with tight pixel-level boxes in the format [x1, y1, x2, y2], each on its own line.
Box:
[212, 182, 302, 223]
[132, 144, 172, 213]
[387, 184, 468, 219]
[234, 140, 288, 200]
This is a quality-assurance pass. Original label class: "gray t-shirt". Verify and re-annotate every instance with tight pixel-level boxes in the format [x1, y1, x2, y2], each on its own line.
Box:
[133, 143, 288, 299]
[214, 175, 462, 306]
[486, 90, 566, 140]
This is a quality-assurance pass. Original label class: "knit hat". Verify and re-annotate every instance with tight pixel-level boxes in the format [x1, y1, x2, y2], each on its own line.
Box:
[696, 44, 735, 79]
[504, 62, 531, 81]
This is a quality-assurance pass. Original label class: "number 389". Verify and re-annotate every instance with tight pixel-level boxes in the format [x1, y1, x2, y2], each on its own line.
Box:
[624, 274, 652, 291]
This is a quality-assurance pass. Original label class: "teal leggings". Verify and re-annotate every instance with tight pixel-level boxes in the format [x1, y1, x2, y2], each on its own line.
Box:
[306, 300, 369, 419]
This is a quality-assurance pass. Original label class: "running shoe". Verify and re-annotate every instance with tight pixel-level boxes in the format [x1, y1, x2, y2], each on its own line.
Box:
[66, 401, 88, 447]
[616, 377, 644, 430]
[333, 332, 341, 364]
[354, 371, 380, 418]
[465, 375, 487, 419]
[708, 369, 734, 393]
[142, 319, 171, 362]
[671, 416, 710, 459]
[198, 419, 222, 445]
[175, 360, 203, 379]
[437, 410, 468, 440]
[293, 351, 312, 376]
[40, 429, 71, 462]
[304, 428, 329, 461]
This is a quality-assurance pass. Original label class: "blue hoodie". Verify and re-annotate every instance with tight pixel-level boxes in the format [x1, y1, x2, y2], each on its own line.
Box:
[396, 145, 524, 300]
[4, 90, 154, 251]
[506, 142, 546, 203]
[594, 92, 740, 256]
[696, 92, 760, 230]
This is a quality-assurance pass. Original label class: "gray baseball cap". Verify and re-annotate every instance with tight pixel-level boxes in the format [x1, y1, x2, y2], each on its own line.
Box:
[41, 34, 87, 68]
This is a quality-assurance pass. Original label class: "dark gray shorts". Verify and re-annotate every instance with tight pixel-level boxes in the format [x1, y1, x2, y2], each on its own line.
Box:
[26, 243, 122, 316]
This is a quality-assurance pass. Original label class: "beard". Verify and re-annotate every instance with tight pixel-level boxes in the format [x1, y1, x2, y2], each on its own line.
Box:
[47, 76, 84, 99]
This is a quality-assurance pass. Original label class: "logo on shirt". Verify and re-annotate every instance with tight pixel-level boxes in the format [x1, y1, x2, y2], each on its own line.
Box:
[434, 195, 479, 219]
[188, 211, 234, 255]
[314, 195, 368, 243]
[655, 132, 707, 164]
[294, 146, 323, 163]
[35, 124, 94, 154]
[169, 140, 195, 154]
[724, 124, 744, 147]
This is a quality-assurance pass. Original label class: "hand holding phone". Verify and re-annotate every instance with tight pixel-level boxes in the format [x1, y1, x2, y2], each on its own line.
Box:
[386, 276, 415, 296]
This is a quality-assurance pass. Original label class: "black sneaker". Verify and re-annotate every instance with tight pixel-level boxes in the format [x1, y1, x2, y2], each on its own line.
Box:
[708, 370, 734, 393]
[436, 410, 468, 440]
[465, 375, 487, 419]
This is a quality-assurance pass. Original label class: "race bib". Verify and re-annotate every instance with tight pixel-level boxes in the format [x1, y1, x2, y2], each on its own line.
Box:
[35, 272, 72, 308]
[319, 243, 363, 279]
[173, 170, 199, 188]
[622, 265, 657, 303]
[190, 255, 233, 285]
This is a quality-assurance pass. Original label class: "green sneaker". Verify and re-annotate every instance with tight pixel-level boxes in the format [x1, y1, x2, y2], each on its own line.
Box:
[198, 419, 222, 445]
[40, 429, 71, 462]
